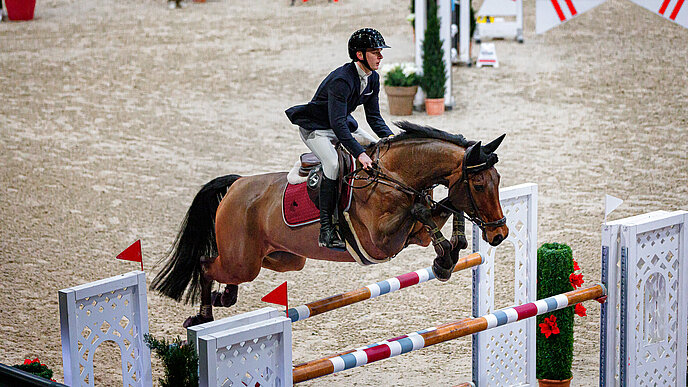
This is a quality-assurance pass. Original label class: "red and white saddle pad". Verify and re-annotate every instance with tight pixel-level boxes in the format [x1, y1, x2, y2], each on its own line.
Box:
[282, 160, 354, 227]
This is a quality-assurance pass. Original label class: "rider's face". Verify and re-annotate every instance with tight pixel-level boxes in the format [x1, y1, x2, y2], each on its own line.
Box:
[357, 49, 384, 71]
[365, 49, 383, 70]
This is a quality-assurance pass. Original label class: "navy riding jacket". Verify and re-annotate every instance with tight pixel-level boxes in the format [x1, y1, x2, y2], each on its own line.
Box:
[285, 62, 393, 158]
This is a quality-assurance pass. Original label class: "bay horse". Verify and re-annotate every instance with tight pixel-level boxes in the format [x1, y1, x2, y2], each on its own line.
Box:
[152, 122, 509, 327]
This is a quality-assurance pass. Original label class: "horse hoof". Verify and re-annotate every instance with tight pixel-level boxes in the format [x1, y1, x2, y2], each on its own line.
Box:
[221, 287, 238, 307]
[450, 236, 468, 251]
[211, 285, 238, 307]
[211, 291, 223, 307]
[432, 261, 453, 282]
[182, 314, 213, 328]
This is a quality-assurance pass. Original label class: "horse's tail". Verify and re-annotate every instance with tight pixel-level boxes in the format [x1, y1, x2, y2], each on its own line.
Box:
[151, 174, 241, 304]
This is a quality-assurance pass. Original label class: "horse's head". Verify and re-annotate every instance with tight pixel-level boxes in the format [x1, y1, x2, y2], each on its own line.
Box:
[449, 134, 509, 246]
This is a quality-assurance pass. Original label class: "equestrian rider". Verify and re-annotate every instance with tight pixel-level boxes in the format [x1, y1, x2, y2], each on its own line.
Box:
[286, 28, 394, 250]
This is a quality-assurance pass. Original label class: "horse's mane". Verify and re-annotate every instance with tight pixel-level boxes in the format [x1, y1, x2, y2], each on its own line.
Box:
[389, 121, 473, 148]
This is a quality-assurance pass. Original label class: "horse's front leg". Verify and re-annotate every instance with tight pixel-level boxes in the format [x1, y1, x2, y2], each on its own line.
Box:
[431, 198, 468, 253]
[410, 203, 455, 281]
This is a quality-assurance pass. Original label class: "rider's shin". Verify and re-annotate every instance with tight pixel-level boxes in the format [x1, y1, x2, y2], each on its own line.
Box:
[318, 177, 346, 250]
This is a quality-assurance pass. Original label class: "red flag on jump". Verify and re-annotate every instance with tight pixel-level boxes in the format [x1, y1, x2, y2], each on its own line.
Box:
[262, 281, 288, 316]
[117, 240, 143, 271]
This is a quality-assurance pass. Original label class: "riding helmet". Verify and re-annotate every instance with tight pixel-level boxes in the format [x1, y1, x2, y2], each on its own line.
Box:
[348, 28, 390, 60]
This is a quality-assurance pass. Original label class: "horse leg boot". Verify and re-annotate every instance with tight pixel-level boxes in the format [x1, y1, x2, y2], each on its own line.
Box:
[449, 213, 468, 261]
[182, 274, 215, 328]
[411, 203, 454, 282]
[318, 177, 346, 250]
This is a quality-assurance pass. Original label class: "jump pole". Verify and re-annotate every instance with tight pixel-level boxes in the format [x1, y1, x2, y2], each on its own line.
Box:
[287, 252, 484, 322]
[292, 284, 607, 383]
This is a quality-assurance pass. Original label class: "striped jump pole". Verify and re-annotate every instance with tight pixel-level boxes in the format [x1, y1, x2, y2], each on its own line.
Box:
[288, 252, 483, 322]
[293, 284, 607, 383]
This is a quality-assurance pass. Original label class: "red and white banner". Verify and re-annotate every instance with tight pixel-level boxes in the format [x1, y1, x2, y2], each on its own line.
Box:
[628, 0, 687, 28]
[536, 0, 609, 33]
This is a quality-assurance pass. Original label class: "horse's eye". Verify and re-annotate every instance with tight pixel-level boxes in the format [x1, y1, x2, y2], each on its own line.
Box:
[474, 185, 485, 192]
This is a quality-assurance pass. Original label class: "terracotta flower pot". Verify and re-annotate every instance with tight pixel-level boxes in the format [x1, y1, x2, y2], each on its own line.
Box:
[425, 98, 445, 115]
[5, 0, 36, 21]
[537, 377, 572, 387]
[385, 85, 418, 116]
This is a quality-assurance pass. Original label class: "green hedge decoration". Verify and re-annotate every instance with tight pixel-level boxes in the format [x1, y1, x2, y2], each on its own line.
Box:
[536, 242, 575, 381]
[145, 334, 198, 387]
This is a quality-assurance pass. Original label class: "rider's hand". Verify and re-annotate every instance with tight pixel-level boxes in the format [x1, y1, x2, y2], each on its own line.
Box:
[358, 153, 373, 170]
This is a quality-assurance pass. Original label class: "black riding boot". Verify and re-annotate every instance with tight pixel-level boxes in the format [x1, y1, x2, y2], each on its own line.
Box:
[318, 177, 346, 250]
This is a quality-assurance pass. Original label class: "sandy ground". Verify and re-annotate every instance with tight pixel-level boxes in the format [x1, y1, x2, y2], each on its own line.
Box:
[1, 0, 686, 385]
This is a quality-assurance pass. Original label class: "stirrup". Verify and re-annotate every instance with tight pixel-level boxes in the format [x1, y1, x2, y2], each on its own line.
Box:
[319, 229, 346, 251]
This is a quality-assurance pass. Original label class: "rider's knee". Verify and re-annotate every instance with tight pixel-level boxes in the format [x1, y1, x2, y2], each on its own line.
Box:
[321, 159, 339, 180]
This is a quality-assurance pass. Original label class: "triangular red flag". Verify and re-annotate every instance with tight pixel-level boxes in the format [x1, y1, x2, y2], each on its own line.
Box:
[117, 240, 143, 271]
[261, 281, 288, 316]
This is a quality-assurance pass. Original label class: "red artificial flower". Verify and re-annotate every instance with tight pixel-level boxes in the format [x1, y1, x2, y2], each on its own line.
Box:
[539, 315, 560, 338]
[573, 260, 580, 271]
[575, 303, 587, 317]
[32, 358, 39, 364]
[570, 273, 584, 289]
[23, 359, 32, 365]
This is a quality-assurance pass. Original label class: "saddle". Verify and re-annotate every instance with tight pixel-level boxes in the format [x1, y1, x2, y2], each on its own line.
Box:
[300, 146, 354, 209]
[282, 146, 354, 227]
[298, 153, 321, 177]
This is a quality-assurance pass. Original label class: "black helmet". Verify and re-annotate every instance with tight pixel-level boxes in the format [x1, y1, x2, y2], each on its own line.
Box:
[348, 28, 390, 60]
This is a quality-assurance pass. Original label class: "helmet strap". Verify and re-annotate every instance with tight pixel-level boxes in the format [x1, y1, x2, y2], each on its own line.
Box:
[358, 49, 373, 72]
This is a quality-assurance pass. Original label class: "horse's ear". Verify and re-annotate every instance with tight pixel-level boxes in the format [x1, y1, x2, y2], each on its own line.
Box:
[483, 134, 506, 154]
[465, 141, 482, 166]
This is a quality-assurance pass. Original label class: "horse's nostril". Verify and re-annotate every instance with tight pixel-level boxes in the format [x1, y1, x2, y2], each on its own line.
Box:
[491, 234, 504, 246]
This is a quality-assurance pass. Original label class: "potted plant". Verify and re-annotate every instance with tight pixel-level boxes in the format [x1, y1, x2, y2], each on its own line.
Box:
[420, 0, 447, 115]
[536, 243, 588, 387]
[5, 0, 36, 21]
[380, 62, 420, 116]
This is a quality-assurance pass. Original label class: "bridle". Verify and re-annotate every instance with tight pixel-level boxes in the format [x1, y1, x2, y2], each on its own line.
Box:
[449, 157, 507, 230]
[343, 140, 506, 233]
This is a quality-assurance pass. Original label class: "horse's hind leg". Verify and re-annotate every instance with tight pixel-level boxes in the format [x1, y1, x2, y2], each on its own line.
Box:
[182, 256, 217, 328]
[212, 284, 238, 307]
[263, 251, 306, 272]
[208, 252, 300, 309]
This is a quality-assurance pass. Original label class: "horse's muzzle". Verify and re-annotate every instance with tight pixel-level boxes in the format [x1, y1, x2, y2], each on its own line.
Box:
[489, 234, 504, 246]
[484, 228, 508, 246]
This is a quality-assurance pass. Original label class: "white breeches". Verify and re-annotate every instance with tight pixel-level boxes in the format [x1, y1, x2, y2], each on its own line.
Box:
[299, 127, 377, 180]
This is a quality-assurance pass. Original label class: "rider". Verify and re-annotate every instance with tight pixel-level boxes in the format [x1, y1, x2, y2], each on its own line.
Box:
[286, 28, 394, 250]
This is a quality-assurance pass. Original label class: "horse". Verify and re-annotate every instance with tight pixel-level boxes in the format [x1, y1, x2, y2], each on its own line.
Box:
[151, 122, 509, 327]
